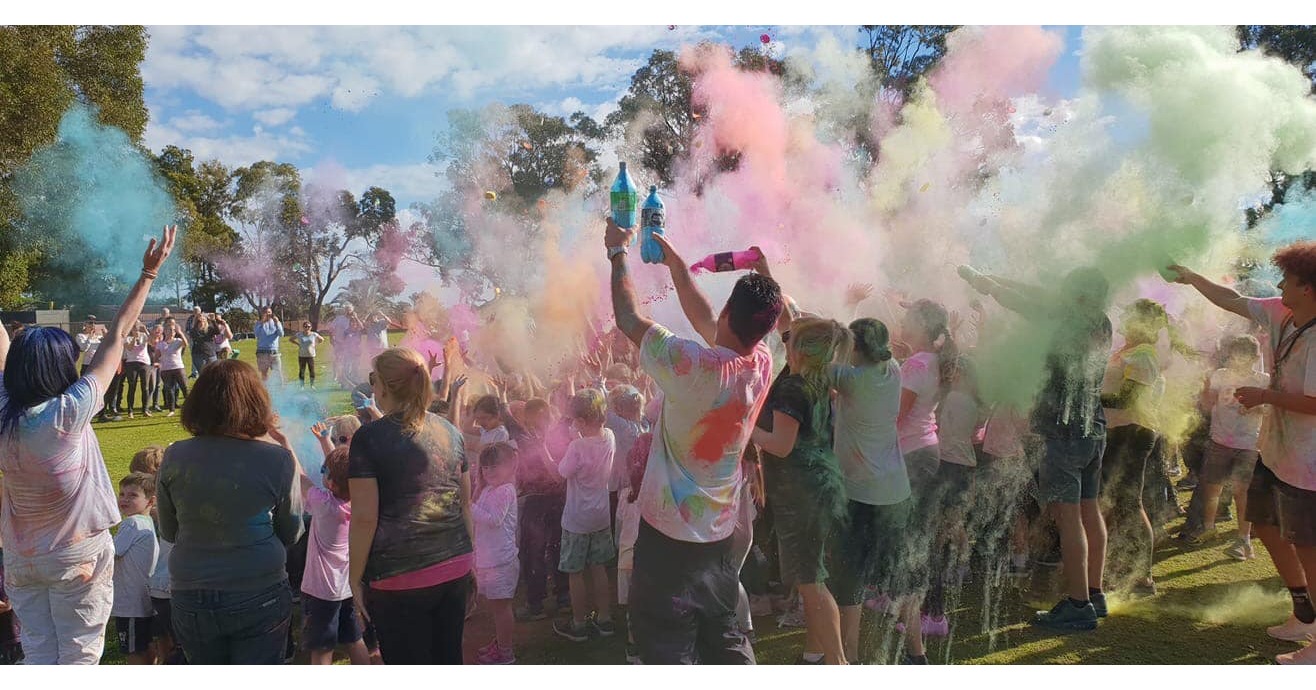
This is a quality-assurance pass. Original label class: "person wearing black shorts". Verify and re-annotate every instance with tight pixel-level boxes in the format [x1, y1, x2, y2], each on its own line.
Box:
[1170, 250, 1316, 665]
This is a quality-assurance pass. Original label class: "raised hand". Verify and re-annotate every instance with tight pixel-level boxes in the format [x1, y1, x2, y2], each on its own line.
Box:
[311, 421, 330, 438]
[845, 282, 875, 307]
[604, 217, 634, 250]
[143, 225, 177, 276]
[650, 234, 685, 271]
[748, 246, 771, 276]
[1164, 264, 1193, 284]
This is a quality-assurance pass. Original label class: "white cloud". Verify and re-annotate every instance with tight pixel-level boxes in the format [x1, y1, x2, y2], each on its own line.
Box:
[144, 116, 313, 165]
[166, 109, 223, 133]
[340, 162, 444, 205]
[253, 108, 296, 127]
[143, 26, 716, 115]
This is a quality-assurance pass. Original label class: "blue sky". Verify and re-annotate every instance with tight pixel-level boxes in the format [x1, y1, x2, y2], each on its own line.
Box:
[142, 25, 1088, 210]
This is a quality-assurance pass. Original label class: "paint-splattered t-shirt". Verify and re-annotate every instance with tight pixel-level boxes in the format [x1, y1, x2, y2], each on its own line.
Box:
[1248, 298, 1316, 491]
[638, 324, 773, 543]
[157, 436, 303, 591]
[0, 372, 120, 559]
[348, 412, 472, 582]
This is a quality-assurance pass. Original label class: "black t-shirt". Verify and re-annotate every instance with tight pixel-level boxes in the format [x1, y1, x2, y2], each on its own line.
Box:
[755, 370, 841, 506]
[348, 412, 471, 582]
[1032, 312, 1113, 440]
[188, 324, 220, 359]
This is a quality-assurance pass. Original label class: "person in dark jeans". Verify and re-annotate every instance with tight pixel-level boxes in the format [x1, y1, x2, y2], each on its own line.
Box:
[515, 399, 570, 619]
[348, 344, 474, 665]
[156, 360, 304, 664]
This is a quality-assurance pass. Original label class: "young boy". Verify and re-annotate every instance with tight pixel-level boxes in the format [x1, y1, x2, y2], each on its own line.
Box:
[301, 447, 371, 665]
[553, 389, 617, 642]
[113, 472, 161, 665]
[129, 445, 184, 664]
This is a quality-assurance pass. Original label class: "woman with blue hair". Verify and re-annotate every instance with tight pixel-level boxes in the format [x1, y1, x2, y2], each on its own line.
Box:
[0, 226, 175, 664]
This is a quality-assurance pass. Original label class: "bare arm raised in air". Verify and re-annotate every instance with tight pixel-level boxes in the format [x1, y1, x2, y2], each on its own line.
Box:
[87, 226, 177, 386]
[1165, 265, 1251, 320]
[960, 270, 1052, 320]
[651, 234, 718, 347]
[606, 218, 656, 347]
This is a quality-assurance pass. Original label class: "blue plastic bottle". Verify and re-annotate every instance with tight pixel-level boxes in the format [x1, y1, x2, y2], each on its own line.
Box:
[640, 185, 665, 264]
[610, 162, 639, 229]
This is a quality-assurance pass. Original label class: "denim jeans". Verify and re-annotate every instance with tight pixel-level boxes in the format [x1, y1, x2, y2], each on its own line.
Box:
[172, 580, 292, 665]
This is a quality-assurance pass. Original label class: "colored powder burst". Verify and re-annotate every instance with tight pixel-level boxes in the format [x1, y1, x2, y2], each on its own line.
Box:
[12, 103, 179, 286]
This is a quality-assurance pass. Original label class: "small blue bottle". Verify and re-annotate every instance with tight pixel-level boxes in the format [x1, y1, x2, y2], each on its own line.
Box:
[610, 162, 639, 229]
[640, 185, 665, 264]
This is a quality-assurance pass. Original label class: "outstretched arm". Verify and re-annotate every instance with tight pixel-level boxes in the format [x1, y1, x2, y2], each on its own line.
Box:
[961, 271, 1050, 319]
[651, 234, 716, 347]
[606, 218, 655, 346]
[88, 226, 176, 385]
[1165, 265, 1251, 320]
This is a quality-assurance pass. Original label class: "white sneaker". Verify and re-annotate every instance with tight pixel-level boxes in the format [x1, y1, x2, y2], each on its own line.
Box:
[1267, 615, 1316, 643]
[1276, 643, 1316, 665]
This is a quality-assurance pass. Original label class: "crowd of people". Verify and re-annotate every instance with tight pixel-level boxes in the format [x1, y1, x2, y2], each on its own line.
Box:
[1, 219, 1315, 666]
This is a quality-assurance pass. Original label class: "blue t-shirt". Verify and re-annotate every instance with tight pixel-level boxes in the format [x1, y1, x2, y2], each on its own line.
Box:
[254, 320, 284, 352]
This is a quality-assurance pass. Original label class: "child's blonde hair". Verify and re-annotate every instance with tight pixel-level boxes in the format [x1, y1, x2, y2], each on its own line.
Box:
[329, 415, 362, 446]
[570, 388, 607, 427]
[609, 385, 644, 419]
[129, 445, 165, 475]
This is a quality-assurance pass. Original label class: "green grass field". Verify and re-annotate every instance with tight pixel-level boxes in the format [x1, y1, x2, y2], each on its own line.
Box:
[90, 335, 1300, 664]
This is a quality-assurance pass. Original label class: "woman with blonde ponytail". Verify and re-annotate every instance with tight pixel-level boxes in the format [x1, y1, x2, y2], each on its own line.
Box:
[347, 346, 474, 664]
[751, 317, 852, 664]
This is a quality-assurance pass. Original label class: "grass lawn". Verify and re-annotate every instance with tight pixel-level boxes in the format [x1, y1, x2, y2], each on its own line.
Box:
[90, 337, 1298, 664]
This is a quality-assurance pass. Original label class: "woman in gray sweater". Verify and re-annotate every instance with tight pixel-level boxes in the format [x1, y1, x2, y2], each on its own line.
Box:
[157, 359, 304, 665]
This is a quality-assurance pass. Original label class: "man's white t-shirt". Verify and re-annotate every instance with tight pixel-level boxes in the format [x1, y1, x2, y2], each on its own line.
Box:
[1207, 367, 1270, 451]
[638, 324, 773, 543]
[1248, 298, 1316, 491]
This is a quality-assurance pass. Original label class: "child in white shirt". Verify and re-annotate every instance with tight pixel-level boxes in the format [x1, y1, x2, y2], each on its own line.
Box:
[1198, 335, 1270, 558]
[553, 389, 617, 643]
[473, 442, 520, 665]
[112, 473, 160, 665]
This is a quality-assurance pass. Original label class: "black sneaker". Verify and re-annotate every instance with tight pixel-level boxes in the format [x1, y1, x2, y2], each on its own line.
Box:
[1033, 598, 1098, 631]
[1175, 476, 1198, 491]
[625, 643, 642, 664]
[795, 655, 824, 665]
[1091, 591, 1108, 618]
[900, 653, 928, 665]
[553, 619, 590, 643]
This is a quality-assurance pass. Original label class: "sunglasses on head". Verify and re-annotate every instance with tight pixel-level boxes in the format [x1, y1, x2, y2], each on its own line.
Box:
[319, 464, 327, 475]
